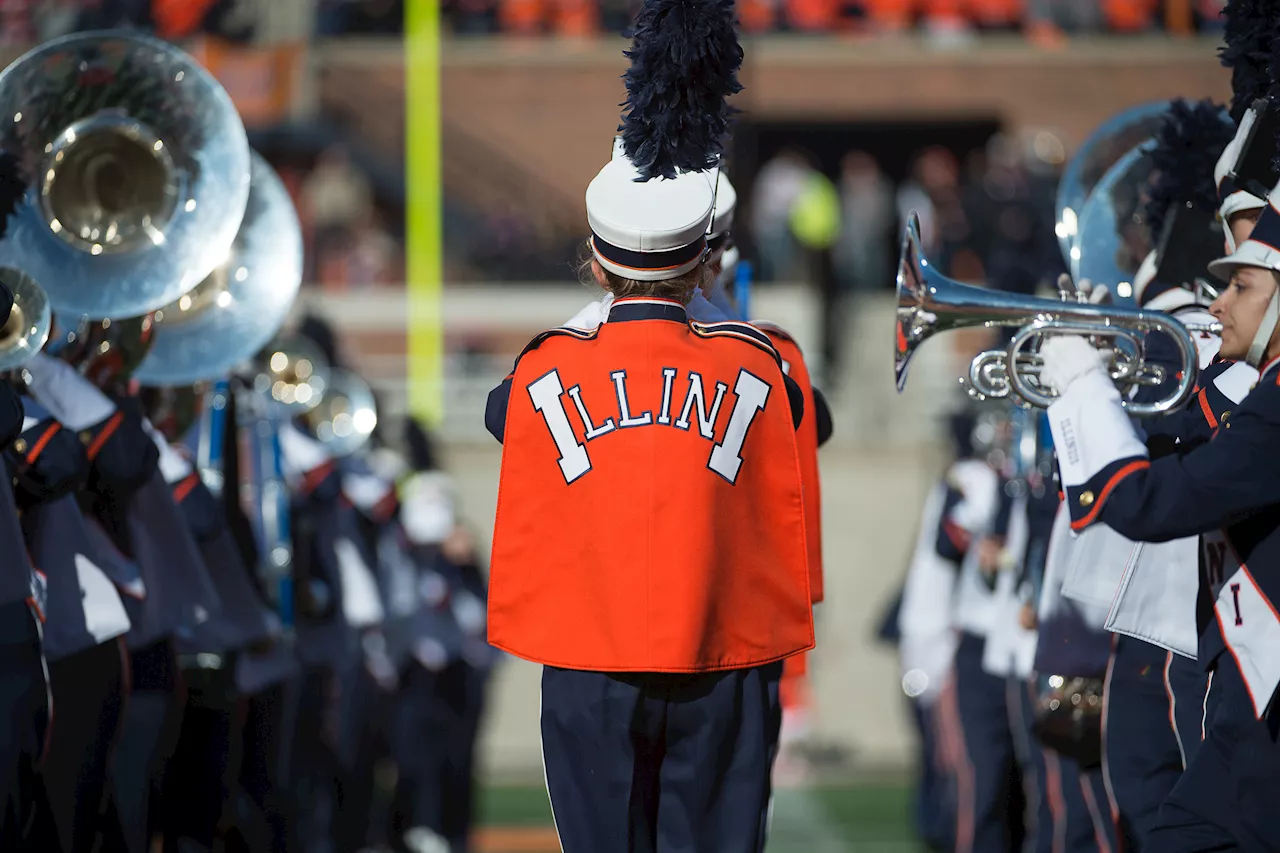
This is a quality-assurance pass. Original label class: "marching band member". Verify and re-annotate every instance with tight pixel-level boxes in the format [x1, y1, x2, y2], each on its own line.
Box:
[1039, 175, 1280, 850]
[139, 406, 278, 853]
[389, 419, 497, 853]
[690, 171, 834, 761]
[895, 410, 984, 851]
[485, 1, 813, 848]
[99, 390, 223, 853]
[219, 380, 303, 853]
[0, 278, 55, 850]
[1091, 99, 1237, 852]
[16, 350, 161, 853]
[934, 405, 1032, 853]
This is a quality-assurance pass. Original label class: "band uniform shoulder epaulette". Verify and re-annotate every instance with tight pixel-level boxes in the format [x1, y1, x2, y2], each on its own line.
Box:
[750, 320, 797, 346]
[510, 326, 601, 372]
[689, 320, 783, 368]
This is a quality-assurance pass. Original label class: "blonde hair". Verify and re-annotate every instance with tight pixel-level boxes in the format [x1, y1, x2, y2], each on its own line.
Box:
[575, 240, 706, 304]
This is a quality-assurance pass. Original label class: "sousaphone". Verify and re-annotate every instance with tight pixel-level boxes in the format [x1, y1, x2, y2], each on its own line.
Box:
[0, 31, 251, 320]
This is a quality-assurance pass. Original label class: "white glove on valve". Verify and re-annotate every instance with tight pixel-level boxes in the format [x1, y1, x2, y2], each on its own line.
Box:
[1038, 336, 1107, 396]
[1060, 275, 1111, 306]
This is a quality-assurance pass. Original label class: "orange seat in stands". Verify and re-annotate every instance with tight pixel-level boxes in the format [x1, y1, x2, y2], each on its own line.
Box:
[738, 0, 778, 33]
[499, 0, 545, 34]
[785, 0, 839, 31]
[152, 0, 218, 38]
[551, 0, 599, 35]
[860, 0, 913, 27]
[1101, 0, 1158, 31]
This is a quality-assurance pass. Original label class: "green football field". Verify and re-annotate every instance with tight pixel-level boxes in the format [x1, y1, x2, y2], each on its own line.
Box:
[475, 782, 925, 852]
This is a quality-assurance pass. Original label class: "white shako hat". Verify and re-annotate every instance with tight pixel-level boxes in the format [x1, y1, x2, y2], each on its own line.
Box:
[1209, 178, 1280, 281]
[586, 155, 715, 282]
[589, 0, 743, 282]
[1215, 0, 1278, 227]
[709, 171, 737, 243]
[1132, 249, 1159, 304]
[1208, 178, 1280, 367]
[1216, 113, 1268, 222]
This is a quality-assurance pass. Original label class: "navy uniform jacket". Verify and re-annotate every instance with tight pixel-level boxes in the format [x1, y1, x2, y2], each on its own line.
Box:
[22, 495, 135, 662]
[83, 399, 222, 646]
[5, 397, 149, 651]
[1056, 357, 1280, 716]
[292, 460, 356, 668]
[0, 386, 35, 609]
[171, 472, 275, 657]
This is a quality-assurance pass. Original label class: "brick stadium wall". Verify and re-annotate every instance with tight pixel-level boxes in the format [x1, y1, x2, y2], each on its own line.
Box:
[319, 35, 1230, 229]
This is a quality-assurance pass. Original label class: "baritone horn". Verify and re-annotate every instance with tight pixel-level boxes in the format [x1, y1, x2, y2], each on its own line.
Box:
[252, 336, 331, 412]
[302, 368, 378, 458]
[894, 213, 1215, 417]
[0, 269, 50, 371]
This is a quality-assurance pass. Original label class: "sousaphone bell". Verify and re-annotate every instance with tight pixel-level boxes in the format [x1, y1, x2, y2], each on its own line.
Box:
[0, 268, 50, 371]
[0, 31, 251, 320]
[133, 152, 303, 387]
[302, 368, 378, 458]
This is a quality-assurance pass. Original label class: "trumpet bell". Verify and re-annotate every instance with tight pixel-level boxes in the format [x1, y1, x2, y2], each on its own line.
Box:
[253, 336, 330, 412]
[0, 31, 250, 319]
[894, 212, 1204, 417]
[302, 368, 377, 458]
[134, 153, 303, 387]
[895, 212, 999, 391]
[0, 268, 50, 371]
[1056, 102, 1169, 269]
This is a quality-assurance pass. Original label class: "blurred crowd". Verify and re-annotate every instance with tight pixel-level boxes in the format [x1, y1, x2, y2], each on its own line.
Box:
[0, 0, 258, 44]
[440, 0, 1228, 39]
[270, 145, 406, 291]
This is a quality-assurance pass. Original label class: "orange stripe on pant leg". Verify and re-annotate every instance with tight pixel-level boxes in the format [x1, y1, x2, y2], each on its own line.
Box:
[943, 675, 977, 853]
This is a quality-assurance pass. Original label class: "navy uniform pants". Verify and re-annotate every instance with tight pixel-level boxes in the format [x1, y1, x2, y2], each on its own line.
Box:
[110, 638, 186, 853]
[1148, 654, 1280, 852]
[158, 657, 241, 852]
[392, 660, 488, 852]
[41, 638, 126, 853]
[943, 632, 1023, 853]
[540, 661, 782, 853]
[1103, 636, 1206, 851]
[910, 698, 955, 851]
[0, 601, 55, 851]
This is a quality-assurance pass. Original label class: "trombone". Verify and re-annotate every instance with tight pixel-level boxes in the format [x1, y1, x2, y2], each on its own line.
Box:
[894, 213, 1215, 417]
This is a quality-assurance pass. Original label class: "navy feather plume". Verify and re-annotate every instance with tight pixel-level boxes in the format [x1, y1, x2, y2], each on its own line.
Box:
[1220, 0, 1277, 123]
[619, 0, 743, 181]
[1143, 99, 1235, 244]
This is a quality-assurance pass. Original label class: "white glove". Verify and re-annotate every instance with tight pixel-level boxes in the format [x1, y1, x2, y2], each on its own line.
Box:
[22, 352, 117, 430]
[563, 293, 614, 330]
[142, 418, 194, 484]
[278, 421, 331, 479]
[1038, 336, 1107, 395]
[1071, 277, 1111, 305]
[400, 471, 456, 545]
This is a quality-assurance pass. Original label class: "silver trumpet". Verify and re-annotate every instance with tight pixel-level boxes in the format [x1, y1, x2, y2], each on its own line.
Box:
[0, 31, 250, 320]
[302, 368, 378, 458]
[894, 213, 1218, 417]
[0, 269, 50, 371]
